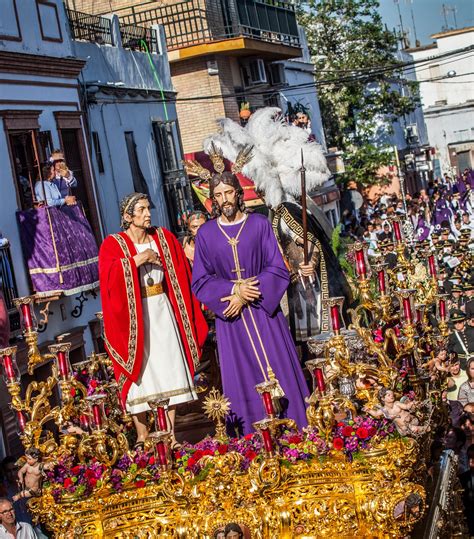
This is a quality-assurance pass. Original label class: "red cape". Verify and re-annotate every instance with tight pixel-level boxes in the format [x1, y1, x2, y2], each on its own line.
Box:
[99, 227, 208, 404]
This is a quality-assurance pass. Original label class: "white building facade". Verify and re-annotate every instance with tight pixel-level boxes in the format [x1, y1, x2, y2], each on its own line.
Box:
[407, 26, 474, 175]
[0, 0, 180, 456]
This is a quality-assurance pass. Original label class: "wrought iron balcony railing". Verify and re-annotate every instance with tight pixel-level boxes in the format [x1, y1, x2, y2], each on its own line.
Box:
[119, 23, 160, 54]
[66, 8, 114, 45]
[0, 242, 20, 334]
[116, 0, 300, 51]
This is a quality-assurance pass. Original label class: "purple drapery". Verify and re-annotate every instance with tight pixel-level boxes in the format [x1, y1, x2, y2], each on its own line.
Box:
[17, 205, 99, 296]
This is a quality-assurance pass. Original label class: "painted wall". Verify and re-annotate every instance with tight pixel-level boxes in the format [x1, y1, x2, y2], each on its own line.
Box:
[0, 0, 74, 57]
[72, 22, 176, 234]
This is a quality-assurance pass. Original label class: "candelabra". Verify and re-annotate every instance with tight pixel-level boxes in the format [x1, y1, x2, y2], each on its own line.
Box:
[13, 296, 54, 374]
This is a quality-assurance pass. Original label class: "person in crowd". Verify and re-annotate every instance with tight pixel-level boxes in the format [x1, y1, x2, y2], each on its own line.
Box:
[34, 164, 76, 208]
[458, 358, 474, 406]
[0, 498, 37, 539]
[182, 211, 207, 266]
[448, 311, 474, 370]
[99, 193, 207, 448]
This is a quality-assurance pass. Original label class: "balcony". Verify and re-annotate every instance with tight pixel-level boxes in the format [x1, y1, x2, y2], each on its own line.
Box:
[0, 243, 20, 335]
[115, 0, 301, 61]
[66, 8, 160, 54]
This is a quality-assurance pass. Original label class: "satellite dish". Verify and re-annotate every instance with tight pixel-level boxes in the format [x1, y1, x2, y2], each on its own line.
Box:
[350, 190, 364, 210]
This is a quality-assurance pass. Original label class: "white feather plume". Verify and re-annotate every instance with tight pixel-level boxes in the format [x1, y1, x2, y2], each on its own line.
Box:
[204, 107, 330, 208]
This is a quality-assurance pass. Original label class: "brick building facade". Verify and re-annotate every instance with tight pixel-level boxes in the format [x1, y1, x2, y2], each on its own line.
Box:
[66, 0, 302, 152]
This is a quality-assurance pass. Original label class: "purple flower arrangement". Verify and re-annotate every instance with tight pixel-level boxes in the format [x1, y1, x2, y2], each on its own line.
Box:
[44, 417, 397, 501]
[44, 455, 107, 502]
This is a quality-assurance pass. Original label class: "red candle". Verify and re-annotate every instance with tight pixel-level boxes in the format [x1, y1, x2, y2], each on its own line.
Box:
[416, 309, 422, 324]
[20, 303, 33, 330]
[392, 220, 402, 242]
[92, 404, 102, 429]
[439, 298, 446, 319]
[330, 305, 341, 333]
[262, 391, 275, 416]
[428, 255, 437, 278]
[157, 441, 168, 466]
[157, 406, 168, 431]
[261, 428, 273, 453]
[402, 297, 413, 323]
[57, 351, 69, 378]
[2, 354, 15, 381]
[355, 249, 367, 279]
[17, 411, 27, 432]
[80, 414, 90, 431]
[377, 270, 386, 294]
[314, 367, 326, 393]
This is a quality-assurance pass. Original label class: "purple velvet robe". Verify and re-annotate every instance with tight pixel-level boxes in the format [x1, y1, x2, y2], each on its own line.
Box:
[192, 213, 309, 435]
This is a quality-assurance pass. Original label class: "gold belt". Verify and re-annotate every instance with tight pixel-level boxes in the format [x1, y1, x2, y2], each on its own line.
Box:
[141, 283, 164, 298]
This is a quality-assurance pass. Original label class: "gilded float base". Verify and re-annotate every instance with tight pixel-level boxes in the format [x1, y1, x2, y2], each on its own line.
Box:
[30, 438, 425, 538]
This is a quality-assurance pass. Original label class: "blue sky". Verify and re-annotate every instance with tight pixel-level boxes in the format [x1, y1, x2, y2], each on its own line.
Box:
[378, 0, 474, 46]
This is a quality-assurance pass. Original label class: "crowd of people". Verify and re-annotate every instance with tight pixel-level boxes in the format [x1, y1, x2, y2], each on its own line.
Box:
[342, 169, 474, 534]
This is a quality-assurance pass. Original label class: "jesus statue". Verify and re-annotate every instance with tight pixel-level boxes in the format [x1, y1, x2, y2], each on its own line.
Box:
[192, 172, 309, 435]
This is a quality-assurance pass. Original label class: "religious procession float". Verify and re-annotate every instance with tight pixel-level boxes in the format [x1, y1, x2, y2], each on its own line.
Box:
[0, 211, 468, 538]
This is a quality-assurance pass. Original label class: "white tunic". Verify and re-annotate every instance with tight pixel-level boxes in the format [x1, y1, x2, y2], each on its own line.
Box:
[126, 242, 197, 414]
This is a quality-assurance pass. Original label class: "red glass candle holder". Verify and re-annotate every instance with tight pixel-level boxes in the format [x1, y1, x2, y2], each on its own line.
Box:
[436, 294, 449, 321]
[148, 398, 171, 432]
[86, 394, 107, 430]
[157, 441, 168, 466]
[0, 346, 20, 384]
[262, 391, 275, 416]
[48, 343, 72, 380]
[324, 297, 345, 334]
[148, 431, 171, 468]
[353, 243, 368, 279]
[16, 410, 28, 433]
[372, 260, 389, 295]
[305, 358, 327, 393]
[397, 289, 416, 325]
[391, 218, 402, 243]
[79, 413, 90, 432]
[13, 296, 37, 332]
[261, 428, 273, 453]
[427, 254, 437, 278]
[255, 380, 278, 418]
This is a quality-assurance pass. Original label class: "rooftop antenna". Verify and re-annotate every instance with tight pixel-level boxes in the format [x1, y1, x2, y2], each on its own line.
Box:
[406, 0, 420, 47]
[393, 0, 406, 38]
[441, 4, 457, 30]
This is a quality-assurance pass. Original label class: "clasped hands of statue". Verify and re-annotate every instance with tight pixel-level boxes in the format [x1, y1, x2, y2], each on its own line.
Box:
[221, 278, 260, 319]
[134, 248, 162, 267]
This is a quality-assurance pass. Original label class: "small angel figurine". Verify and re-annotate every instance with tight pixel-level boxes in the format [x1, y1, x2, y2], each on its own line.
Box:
[365, 388, 429, 436]
[12, 447, 49, 501]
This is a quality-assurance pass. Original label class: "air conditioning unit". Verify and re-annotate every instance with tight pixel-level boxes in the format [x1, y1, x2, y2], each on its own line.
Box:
[241, 59, 267, 86]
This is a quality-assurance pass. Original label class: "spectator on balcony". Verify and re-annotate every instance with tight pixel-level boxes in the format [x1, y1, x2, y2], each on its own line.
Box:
[34, 164, 76, 208]
[49, 150, 77, 198]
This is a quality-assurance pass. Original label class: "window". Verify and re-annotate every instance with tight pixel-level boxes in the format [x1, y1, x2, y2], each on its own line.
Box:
[152, 120, 193, 234]
[8, 130, 43, 210]
[92, 131, 105, 174]
[124, 132, 154, 206]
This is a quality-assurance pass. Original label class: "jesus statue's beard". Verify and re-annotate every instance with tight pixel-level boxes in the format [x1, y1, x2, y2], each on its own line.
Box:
[220, 202, 238, 218]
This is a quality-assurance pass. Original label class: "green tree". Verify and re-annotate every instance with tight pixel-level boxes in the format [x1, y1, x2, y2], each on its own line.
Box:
[297, 0, 420, 187]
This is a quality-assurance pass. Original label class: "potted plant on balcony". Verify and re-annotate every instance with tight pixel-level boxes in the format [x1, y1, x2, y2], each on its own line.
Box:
[239, 102, 251, 121]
